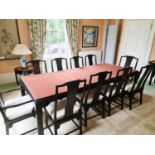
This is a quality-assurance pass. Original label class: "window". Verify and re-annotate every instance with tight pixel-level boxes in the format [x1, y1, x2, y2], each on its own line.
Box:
[43, 19, 70, 59]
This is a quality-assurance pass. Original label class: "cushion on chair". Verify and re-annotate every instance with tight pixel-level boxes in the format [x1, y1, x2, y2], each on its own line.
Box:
[46, 98, 80, 120]
[125, 81, 136, 92]
[6, 101, 35, 120]
[5, 95, 33, 107]
[85, 89, 104, 104]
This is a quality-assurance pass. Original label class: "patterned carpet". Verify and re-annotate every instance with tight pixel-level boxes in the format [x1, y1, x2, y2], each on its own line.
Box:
[0, 82, 155, 135]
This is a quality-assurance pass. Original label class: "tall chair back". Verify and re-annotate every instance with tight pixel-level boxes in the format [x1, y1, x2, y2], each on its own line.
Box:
[119, 55, 138, 69]
[26, 59, 47, 74]
[54, 79, 86, 121]
[129, 64, 152, 92]
[51, 57, 68, 72]
[70, 56, 84, 68]
[108, 67, 132, 98]
[85, 54, 97, 66]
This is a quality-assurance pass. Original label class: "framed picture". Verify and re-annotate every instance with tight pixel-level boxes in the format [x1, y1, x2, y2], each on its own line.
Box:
[82, 26, 98, 48]
[0, 19, 20, 60]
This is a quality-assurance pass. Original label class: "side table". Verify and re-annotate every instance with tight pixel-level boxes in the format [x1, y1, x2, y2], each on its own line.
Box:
[149, 60, 155, 85]
[14, 66, 33, 85]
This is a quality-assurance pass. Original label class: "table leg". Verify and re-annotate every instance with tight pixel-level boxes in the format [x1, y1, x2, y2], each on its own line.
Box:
[36, 104, 44, 135]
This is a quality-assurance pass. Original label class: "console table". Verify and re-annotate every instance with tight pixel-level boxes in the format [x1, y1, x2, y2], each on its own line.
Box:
[14, 66, 33, 85]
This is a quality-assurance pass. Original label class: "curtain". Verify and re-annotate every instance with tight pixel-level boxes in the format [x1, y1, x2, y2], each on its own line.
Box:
[65, 19, 79, 56]
[28, 19, 47, 59]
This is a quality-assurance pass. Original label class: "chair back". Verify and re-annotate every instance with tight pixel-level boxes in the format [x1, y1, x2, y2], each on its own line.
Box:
[26, 59, 47, 74]
[85, 71, 112, 105]
[119, 55, 138, 69]
[51, 58, 68, 72]
[85, 54, 97, 66]
[54, 79, 86, 121]
[108, 67, 132, 98]
[131, 65, 152, 92]
[70, 56, 84, 68]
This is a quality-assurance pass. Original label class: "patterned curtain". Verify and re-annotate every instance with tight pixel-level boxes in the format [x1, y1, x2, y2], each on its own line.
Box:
[65, 19, 79, 56]
[28, 19, 47, 59]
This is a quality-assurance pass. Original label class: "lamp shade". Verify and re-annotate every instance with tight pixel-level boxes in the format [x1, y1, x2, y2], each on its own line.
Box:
[12, 44, 32, 55]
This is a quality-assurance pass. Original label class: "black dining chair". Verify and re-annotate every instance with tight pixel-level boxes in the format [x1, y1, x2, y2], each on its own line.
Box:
[85, 54, 97, 66]
[104, 67, 132, 116]
[123, 64, 152, 110]
[82, 71, 112, 127]
[51, 57, 68, 72]
[70, 56, 84, 68]
[0, 89, 37, 135]
[26, 59, 47, 74]
[45, 79, 86, 135]
[119, 55, 139, 69]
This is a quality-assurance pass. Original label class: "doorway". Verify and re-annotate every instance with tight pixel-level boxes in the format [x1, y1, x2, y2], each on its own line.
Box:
[118, 19, 154, 70]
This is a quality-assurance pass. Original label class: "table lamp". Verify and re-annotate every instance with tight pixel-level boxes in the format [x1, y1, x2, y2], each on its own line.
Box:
[12, 44, 32, 68]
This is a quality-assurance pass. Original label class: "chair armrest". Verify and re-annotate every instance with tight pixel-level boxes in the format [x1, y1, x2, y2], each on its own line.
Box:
[2, 100, 34, 110]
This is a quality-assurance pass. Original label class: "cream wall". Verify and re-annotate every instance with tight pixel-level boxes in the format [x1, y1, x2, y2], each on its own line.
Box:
[149, 35, 155, 60]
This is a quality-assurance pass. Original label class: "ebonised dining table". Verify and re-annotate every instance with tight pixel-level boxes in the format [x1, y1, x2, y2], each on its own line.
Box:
[20, 63, 123, 135]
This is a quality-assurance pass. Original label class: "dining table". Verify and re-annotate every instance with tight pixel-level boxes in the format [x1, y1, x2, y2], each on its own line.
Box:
[20, 63, 123, 135]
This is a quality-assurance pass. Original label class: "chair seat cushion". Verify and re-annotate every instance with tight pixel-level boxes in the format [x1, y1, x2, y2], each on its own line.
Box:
[6, 101, 35, 120]
[5, 95, 32, 107]
[46, 98, 81, 120]
[79, 89, 103, 105]
[125, 81, 136, 92]
[5, 95, 35, 120]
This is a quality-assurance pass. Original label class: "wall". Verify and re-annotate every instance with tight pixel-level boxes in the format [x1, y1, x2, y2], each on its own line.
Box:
[78, 19, 104, 51]
[149, 33, 155, 60]
[0, 19, 30, 84]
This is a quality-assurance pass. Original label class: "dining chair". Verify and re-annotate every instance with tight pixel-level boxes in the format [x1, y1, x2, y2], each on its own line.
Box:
[85, 54, 97, 66]
[26, 59, 47, 74]
[45, 79, 86, 135]
[123, 64, 152, 110]
[51, 57, 68, 72]
[0, 89, 37, 135]
[119, 55, 139, 69]
[82, 71, 112, 127]
[104, 67, 132, 116]
[70, 56, 84, 68]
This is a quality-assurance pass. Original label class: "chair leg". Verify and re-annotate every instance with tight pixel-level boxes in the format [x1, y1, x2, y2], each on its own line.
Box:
[6, 126, 9, 135]
[140, 91, 143, 105]
[84, 110, 88, 127]
[121, 97, 124, 110]
[129, 96, 132, 110]
[54, 125, 58, 135]
[79, 117, 82, 135]
[108, 102, 111, 116]
[102, 103, 105, 118]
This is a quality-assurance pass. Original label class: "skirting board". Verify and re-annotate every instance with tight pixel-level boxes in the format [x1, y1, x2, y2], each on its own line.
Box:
[0, 72, 16, 84]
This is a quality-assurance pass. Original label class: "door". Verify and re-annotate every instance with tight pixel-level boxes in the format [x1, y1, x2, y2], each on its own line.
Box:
[104, 25, 118, 64]
[118, 20, 153, 70]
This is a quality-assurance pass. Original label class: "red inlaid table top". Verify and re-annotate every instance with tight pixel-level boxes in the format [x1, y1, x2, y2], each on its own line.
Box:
[21, 64, 123, 101]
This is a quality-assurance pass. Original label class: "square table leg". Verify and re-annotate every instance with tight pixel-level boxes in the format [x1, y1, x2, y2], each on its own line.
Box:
[36, 104, 44, 135]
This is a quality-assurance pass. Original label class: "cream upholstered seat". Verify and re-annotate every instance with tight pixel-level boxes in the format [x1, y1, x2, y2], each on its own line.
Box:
[5, 95, 35, 120]
[0, 91, 36, 135]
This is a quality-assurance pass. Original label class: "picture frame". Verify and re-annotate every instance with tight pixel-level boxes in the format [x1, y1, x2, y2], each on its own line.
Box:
[82, 26, 98, 48]
[0, 19, 20, 60]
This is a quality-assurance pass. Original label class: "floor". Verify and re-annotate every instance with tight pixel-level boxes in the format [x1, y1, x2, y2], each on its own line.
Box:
[0, 82, 155, 135]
